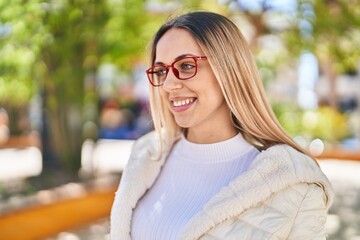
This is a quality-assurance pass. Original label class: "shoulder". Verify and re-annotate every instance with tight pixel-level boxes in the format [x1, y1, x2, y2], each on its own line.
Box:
[123, 130, 172, 177]
[131, 130, 159, 153]
[114, 130, 169, 196]
[128, 130, 162, 162]
[251, 144, 320, 178]
[249, 144, 334, 209]
[120, 131, 160, 176]
[252, 144, 318, 174]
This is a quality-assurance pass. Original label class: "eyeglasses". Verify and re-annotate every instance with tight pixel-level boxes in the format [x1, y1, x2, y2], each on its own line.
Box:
[146, 56, 207, 87]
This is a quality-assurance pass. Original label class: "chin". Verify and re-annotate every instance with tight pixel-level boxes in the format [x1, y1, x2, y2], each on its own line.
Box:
[174, 119, 192, 129]
[176, 122, 191, 128]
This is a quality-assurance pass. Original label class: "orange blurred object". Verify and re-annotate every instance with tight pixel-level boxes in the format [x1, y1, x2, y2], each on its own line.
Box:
[0, 186, 116, 240]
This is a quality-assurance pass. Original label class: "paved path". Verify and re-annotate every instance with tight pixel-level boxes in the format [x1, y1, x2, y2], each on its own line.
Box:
[45, 159, 360, 240]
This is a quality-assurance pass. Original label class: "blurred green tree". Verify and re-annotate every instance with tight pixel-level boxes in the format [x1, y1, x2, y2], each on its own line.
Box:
[223, 0, 360, 108]
[0, 1, 42, 134]
[0, 0, 165, 169]
[273, 102, 350, 144]
[283, 0, 360, 108]
[221, 0, 359, 143]
[39, 0, 110, 169]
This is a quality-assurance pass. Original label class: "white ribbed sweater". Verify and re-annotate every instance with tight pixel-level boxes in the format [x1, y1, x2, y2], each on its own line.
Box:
[131, 134, 259, 240]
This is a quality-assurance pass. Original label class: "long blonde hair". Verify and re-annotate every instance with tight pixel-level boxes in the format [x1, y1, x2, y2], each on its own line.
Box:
[148, 11, 308, 157]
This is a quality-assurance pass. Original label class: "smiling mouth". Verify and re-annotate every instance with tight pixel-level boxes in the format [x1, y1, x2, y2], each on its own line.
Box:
[172, 97, 196, 107]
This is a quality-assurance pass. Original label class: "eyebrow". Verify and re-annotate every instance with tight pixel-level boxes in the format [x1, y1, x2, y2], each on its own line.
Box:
[154, 53, 197, 65]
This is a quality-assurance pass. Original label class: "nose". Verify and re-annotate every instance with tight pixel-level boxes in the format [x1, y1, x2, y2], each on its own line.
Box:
[162, 67, 182, 92]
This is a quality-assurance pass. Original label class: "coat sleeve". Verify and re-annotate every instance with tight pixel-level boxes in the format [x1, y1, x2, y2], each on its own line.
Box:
[200, 183, 329, 240]
[286, 183, 328, 239]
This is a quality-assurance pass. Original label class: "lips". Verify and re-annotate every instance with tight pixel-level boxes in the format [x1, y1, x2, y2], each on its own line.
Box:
[172, 97, 196, 107]
[171, 97, 197, 112]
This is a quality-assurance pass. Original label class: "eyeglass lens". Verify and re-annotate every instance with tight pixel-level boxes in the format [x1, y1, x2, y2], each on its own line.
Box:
[148, 57, 198, 86]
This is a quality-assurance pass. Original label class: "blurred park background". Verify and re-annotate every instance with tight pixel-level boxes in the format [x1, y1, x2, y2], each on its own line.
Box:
[0, 0, 360, 239]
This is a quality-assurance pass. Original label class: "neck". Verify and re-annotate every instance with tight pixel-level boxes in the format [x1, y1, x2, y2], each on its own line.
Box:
[185, 102, 237, 144]
[186, 124, 237, 144]
[187, 129, 237, 144]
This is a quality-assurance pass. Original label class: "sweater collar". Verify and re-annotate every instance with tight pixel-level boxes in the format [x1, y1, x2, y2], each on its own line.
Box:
[174, 133, 255, 163]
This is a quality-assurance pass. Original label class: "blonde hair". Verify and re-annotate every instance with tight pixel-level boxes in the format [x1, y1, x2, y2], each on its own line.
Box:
[148, 11, 308, 157]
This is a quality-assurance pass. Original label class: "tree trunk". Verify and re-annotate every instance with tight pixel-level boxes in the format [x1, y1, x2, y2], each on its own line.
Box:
[323, 60, 338, 109]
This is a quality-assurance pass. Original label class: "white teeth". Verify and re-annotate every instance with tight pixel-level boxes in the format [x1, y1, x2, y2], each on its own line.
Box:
[173, 98, 194, 107]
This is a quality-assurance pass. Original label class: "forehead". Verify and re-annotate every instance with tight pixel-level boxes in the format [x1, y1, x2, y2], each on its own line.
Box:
[155, 28, 203, 63]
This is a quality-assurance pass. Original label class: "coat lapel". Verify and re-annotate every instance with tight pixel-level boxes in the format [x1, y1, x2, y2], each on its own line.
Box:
[110, 132, 170, 239]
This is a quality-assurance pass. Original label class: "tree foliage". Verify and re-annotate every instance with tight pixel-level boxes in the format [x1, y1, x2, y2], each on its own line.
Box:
[285, 0, 360, 73]
[0, 0, 166, 168]
[284, 0, 360, 108]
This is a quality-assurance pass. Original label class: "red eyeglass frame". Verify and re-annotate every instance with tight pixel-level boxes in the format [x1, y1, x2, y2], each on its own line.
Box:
[146, 55, 207, 87]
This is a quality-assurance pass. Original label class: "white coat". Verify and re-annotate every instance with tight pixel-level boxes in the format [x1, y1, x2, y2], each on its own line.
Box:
[110, 132, 334, 240]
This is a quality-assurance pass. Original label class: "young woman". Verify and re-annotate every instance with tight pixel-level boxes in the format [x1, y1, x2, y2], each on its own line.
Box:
[110, 11, 334, 240]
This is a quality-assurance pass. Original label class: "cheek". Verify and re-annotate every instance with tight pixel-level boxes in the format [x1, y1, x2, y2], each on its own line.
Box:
[159, 88, 168, 100]
[159, 89, 170, 108]
[207, 76, 224, 100]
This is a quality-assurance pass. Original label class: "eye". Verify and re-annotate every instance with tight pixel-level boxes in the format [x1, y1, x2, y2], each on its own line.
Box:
[151, 66, 167, 76]
[156, 69, 167, 76]
[180, 62, 195, 71]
